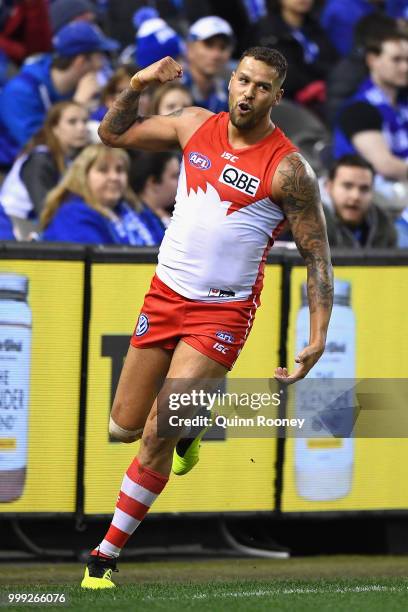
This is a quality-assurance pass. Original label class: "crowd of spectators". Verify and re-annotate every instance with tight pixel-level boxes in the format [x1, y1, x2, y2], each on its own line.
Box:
[0, 0, 407, 249]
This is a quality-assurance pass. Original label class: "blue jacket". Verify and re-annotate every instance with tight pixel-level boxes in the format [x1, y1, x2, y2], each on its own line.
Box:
[0, 203, 14, 240]
[138, 204, 166, 245]
[320, 0, 374, 57]
[0, 55, 71, 167]
[42, 194, 157, 246]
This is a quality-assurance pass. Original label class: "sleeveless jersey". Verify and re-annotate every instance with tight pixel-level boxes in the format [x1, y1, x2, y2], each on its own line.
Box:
[156, 112, 297, 302]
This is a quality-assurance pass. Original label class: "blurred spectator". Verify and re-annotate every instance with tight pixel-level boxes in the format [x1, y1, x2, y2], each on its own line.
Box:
[183, 0, 268, 57]
[0, 21, 118, 169]
[49, 0, 97, 34]
[105, 0, 186, 50]
[395, 207, 408, 247]
[0, 203, 14, 240]
[133, 8, 184, 69]
[182, 16, 234, 112]
[91, 65, 136, 122]
[130, 152, 180, 244]
[149, 82, 193, 115]
[320, 0, 383, 57]
[41, 144, 156, 245]
[0, 0, 52, 64]
[0, 101, 89, 221]
[333, 29, 408, 199]
[256, 0, 338, 111]
[324, 155, 397, 248]
[326, 13, 398, 125]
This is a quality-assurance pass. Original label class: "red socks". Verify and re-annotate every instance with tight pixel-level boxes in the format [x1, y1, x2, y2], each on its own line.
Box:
[91, 457, 168, 558]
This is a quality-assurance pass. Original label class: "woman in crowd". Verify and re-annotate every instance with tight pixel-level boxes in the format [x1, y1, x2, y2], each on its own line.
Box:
[149, 82, 193, 116]
[130, 151, 180, 245]
[41, 144, 157, 245]
[257, 0, 337, 113]
[0, 100, 89, 221]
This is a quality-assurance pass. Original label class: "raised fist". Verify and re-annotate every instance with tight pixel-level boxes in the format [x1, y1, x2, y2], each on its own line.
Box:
[130, 56, 183, 90]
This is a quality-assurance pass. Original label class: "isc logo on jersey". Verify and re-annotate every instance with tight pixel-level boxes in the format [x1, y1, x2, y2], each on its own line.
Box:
[189, 152, 211, 170]
[219, 164, 260, 197]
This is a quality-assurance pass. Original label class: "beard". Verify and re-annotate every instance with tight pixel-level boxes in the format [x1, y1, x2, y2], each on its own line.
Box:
[229, 106, 261, 131]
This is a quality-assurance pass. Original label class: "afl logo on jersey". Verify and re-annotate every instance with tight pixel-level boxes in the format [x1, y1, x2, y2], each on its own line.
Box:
[189, 152, 211, 170]
[136, 313, 149, 336]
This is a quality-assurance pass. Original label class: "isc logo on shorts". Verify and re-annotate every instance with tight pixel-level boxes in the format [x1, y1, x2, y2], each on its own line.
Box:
[136, 313, 149, 336]
[213, 342, 230, 355]
[219, 164, 260, 197]
[189, 152, 211, 170]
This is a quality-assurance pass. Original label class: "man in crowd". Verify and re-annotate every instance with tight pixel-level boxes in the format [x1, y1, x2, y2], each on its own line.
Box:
[182, 16, 234, 113]
[324, 155, 397, 247]
[0, 21, 118, 168]
[333, 29, 408, 195]
[131, 151, 180, 244]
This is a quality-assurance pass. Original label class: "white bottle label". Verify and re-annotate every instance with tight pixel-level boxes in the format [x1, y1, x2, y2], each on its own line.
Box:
[295, 298, 355, 501]
[0, 325, 31, 471]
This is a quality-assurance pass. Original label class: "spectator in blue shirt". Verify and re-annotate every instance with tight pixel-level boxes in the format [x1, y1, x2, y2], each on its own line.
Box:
[333, 29, 408, 197]
[183, 16, 234, 113]
[40, 144, 157, 245]
[130, 152, 180, 245]
[0, 21, 118, 168]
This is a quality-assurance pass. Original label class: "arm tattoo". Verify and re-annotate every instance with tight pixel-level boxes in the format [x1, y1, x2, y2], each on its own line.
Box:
[278, 154, 333, 314]
[99, 90, 185, 142]
[100, 88, 146, 137]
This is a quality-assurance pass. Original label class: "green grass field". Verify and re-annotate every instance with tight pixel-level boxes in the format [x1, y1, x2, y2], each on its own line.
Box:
[1, 556, 407, 611]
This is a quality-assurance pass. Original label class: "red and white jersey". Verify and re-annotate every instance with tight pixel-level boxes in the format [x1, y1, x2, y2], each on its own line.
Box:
[156, 112, 297, 302]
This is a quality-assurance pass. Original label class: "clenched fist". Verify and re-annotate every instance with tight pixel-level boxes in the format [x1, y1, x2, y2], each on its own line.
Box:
[130, 57, 183, 90]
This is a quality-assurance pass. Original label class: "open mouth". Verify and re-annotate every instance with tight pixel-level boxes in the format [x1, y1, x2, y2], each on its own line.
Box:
[238, 101, 252, 114]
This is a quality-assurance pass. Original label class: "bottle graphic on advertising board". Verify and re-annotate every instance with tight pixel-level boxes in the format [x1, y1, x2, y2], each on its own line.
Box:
[0, 274, 31, 502]
[295, 280, 355, 501]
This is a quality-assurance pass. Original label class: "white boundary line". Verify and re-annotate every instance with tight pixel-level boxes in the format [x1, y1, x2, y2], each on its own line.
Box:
[141, 584, 407, 601]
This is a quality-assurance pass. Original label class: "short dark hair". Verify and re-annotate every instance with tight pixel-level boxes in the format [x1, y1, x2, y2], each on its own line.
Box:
[354, 14, 397, 50]
[329, 155, 375, 181]
[239, 46, 287, 83]
[130, 152, 179, 194]
[365, 28, 408, 56]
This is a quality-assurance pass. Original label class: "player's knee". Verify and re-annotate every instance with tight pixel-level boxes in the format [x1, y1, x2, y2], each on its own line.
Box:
[108, 416, 143, 443]
[141, 431, 175, 458]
